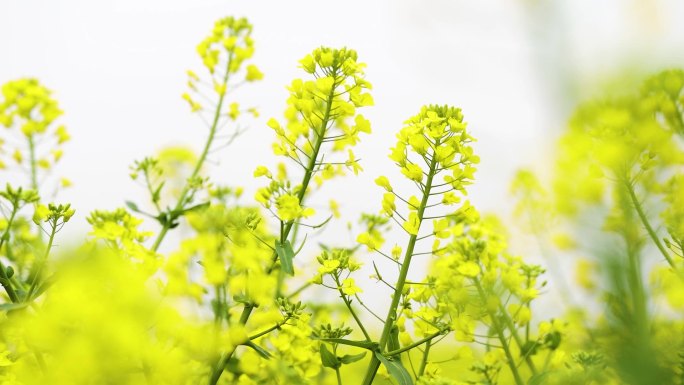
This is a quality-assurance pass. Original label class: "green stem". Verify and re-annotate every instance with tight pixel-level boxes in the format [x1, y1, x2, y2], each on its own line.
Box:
[498, 303, 538, 375]
[334, 275, 372, 341]
[335, 368, 343, 385]
[27, 135, 38, 191]
[207, 71, 341, 385]
[150, 53, 234, 253]
[144, 171, 162, 213]
[0, 207, 20, 302]
[385, 329, 443, 357]
[474, 279, 525, 385]
[26, 221, 57, 301]
[417, 339, 431, 377]
[624, 181, 676, 269]
[248, 315, 291, 341]
[360, 146, 439, 385]
[286, 281, 311, 299]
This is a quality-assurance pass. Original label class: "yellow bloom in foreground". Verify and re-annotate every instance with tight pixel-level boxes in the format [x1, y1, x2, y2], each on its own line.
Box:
[245, 64, 264, 81]
[253, 165, 271, 178]
[381, 193, 395, 216]
[357, 231, 384, 250]
[340, 278, 362, 295]
[457, 261, 480, 277]
[401, 163, 423, 182]
[403, 212, 421, 235]
[275, 194, 314, 222]
[375, 176, 392, 192]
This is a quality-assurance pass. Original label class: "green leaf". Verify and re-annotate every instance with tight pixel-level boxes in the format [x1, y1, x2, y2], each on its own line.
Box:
[152, 181, 165, 203]
[0, 303, 28, 312]
[527, 372, 550, 385]
[319, 344, 340, 369]
[275, 240, 295, 276]
[232, 294, 252, 305]
[30, 274, 56, 299]
[125, 200, 140, 213]
[339, 352, 367, 364]
[292, 233, 308, 257]
[244, 341, 271, 359]
[171, 202, 210, 217]
[374, 351, 413, 385]
[316, 338, 378, 351]
[311, 214, 333, 229]
[182, 201, 210, 214]
[388, 325, 402, 364]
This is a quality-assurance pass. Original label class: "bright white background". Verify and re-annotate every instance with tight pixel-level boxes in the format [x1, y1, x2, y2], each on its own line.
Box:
[2, 0, 684, 309]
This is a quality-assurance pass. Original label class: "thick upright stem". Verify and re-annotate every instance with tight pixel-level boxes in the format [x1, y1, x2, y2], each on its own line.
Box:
[360, 149, 439, 385]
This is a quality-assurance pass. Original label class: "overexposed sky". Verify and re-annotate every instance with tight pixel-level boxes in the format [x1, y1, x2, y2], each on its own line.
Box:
[2, 0, 684, 308]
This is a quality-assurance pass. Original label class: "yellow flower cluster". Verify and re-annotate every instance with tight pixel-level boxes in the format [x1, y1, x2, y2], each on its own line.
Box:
[7, 12, 684, 385]
[197, 17, 255, 75]
[267, 47, 372, 179]
[553, 70, 684, 215]
[87, 208, 158, 274]
[0, 79, 70, 188]
[254, 47, 373, 222]
[358, 105, 477, 247]
[165, 204, 275, 304]
[0, 250, 210, 385]
[183, 16, 262, 118]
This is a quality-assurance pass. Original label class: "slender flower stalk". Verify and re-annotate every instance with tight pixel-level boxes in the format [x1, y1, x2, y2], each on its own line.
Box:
[149, 17, 259, 252]
[209, 46, 373, 385]
[359, 105, 477, 384]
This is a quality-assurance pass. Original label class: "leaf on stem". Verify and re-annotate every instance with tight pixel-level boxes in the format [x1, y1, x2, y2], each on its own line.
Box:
[275, 240, 295, 275]
[320, 344, 341, 369]
[375, 351, 413, 385]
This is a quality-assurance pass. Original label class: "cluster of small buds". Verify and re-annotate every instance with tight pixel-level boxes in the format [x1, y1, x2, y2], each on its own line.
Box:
[315, 249, 361, 275]
[312, 323, 353, 340]
[129, 157, 162, 181]
[0, 184, 40, 209]
[244, 211, 262, 231]
[86, 208, 150, 244]
[312, 248, 362, 295]
[208, 185, 243, 203]
[277, 298, 306, 319]
[33, 203, 75, 226]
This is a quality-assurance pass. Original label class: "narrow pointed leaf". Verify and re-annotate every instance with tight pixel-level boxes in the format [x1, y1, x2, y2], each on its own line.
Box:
[275, 240, 295, 275]
[316, 338, 378, 350]
[375, 351, 413, 385]
[319, 344, 340, 369]
[339, 352, 367, 364]
[244, 341, 271, 359]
